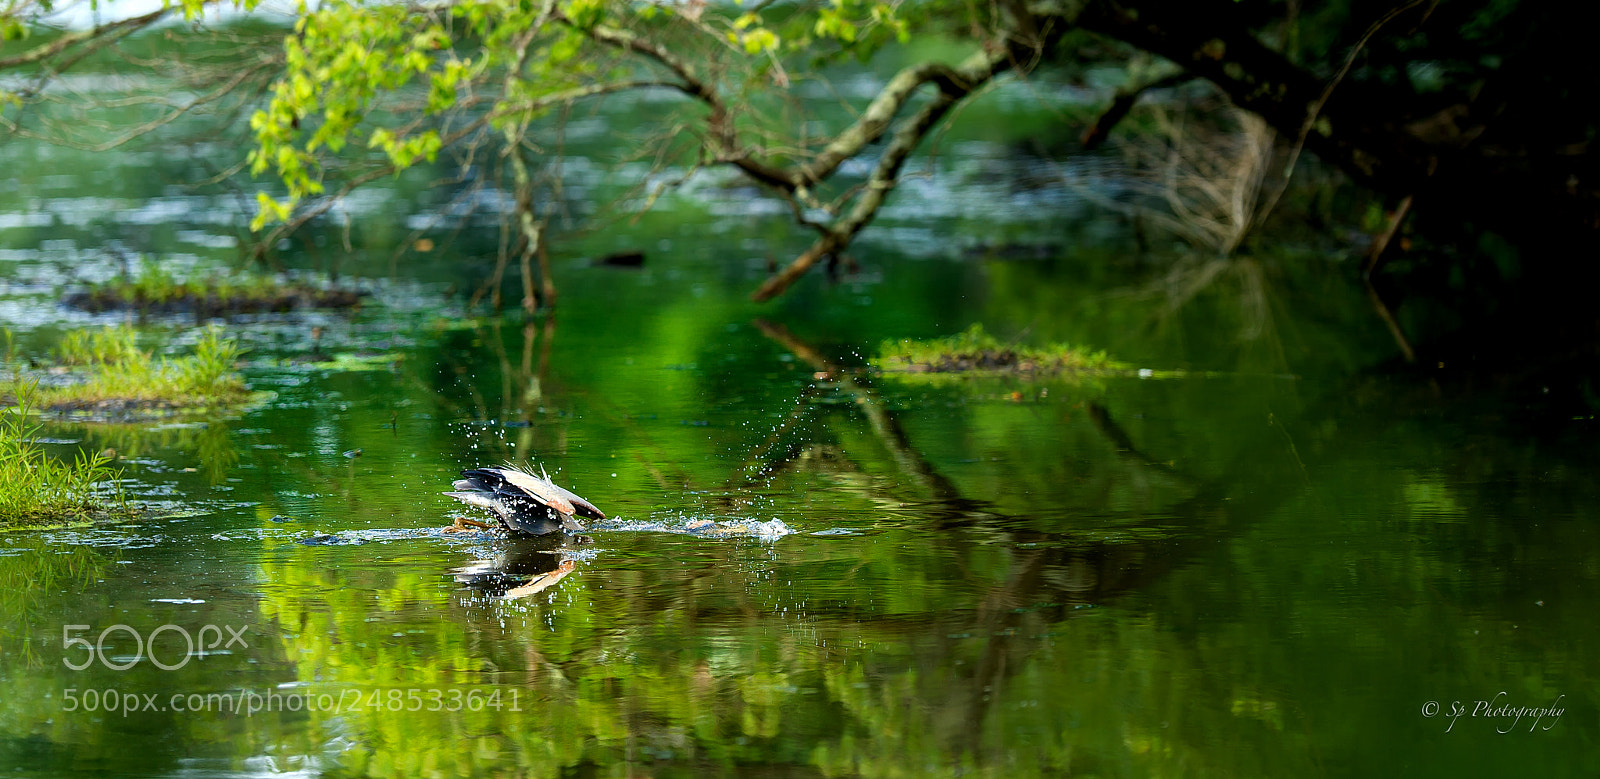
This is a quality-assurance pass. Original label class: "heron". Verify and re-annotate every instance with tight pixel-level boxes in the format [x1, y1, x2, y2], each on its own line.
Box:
[444, 463, 605, 536]
[451, 534, 588, 600]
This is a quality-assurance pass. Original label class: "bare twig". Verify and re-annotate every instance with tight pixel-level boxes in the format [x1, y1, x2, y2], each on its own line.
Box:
[0, 7, 171, 71]
[1252, 0, 1434, 230]
[1362, 194, 1413, 278]
[1081, 71, 1193, 150]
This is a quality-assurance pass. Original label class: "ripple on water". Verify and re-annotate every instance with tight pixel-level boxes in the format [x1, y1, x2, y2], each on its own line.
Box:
[588, 517, 793, 541]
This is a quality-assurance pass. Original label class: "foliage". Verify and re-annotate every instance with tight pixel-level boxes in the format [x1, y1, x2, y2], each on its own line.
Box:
[0, 380, 127, 526]
[230, 0, 1600, 316]
[873, 323, 1125, 375]
[0, 0, 240, 45]
[246, 0, 928, 229]
[36, 325, 255, 412]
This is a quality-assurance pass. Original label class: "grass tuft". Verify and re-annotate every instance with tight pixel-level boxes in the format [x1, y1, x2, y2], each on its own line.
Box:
[0, 380, 129, 528]
[873, 324, 1126, 375]
[37, 325, 255, 413]
[55, 326, 144, 366]
[64, 260, 365, 316]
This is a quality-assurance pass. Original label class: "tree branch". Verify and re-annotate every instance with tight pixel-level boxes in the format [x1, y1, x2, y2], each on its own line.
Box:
[1071, 0, 1433, 193]
[790, 62, 977, 188]
[1080, 71, 1193, 150]
[0, 7, 172, 71]
[751, 46, 1016, 301]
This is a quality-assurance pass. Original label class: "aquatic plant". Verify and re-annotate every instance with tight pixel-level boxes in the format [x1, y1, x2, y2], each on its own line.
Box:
[0, 381, 128, 527]
[38, 325, 255, 413]
[63, 261, 364, 316]
[873, 324, 1125, 375]
[55, 326, 145, 366]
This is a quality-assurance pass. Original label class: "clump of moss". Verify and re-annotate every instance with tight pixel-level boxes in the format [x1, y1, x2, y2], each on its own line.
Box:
[35, 325, 259, 415]
[873, 324, 1126, 375]
[63, 262, 365, 317]
[0, 382, 129, 528]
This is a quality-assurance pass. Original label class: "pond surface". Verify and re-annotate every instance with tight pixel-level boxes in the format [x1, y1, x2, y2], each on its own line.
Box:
[1, 62, 1596, 779]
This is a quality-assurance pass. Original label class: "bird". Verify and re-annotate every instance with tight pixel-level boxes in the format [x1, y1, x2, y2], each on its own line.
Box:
[443, 463, 606, 536]
[451, 534, 589, 600]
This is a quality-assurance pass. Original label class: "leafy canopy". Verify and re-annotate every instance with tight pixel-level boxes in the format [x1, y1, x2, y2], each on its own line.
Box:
[247, 0, 921, 230]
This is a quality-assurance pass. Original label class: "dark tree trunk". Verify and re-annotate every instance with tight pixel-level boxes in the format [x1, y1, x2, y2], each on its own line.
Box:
[1069, 0, 1598, 238]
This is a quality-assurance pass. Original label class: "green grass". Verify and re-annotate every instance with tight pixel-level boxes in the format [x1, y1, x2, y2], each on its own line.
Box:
[55, 325, 145, 366]
[65, 260, 364, 315]
[873, 323, 1126, 375]
[38, 325, 255, 412]
[0, 381, 128, 528]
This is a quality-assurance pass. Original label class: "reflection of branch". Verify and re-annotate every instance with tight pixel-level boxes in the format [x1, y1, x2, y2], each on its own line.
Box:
[1365, 280, 1417, 364]
[1086, 402, 1189, 481]
[750, 319, 1207, 549]
[753, 319, 965, 504]
[509, 315, 557, 455]
[961, 548, 1049, 754]
[1361, 194, 1417, 362]
[729, 383, 822, 487]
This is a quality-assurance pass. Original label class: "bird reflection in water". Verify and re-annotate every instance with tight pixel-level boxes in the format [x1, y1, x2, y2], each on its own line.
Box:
[450, 533, 592, 601]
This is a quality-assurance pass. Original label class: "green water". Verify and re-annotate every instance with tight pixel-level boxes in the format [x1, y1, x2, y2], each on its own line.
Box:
[2, 70, 1597, 779]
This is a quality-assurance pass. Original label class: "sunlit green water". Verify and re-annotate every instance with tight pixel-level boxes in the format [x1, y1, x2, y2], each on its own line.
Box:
[2, 64, 1597, 779]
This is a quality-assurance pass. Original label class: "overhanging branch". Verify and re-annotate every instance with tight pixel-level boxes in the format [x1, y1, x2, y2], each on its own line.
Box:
[0, 7, 172, 71]
[751, 45, 1019, 302]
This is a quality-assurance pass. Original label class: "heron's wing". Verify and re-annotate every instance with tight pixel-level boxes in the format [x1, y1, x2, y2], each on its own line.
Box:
[486, 466, 578, 516]
[460, 465, 603, 519]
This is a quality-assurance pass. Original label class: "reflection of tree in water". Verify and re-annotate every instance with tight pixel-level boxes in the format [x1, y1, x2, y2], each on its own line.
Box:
[237, 315, 1600, 777]
[0, 539, 105, 670]
[67, 418, 239, 484]
[734, 319, 1328, 774]
[746, 319, 1207, 600]
[435, 313, 703, 494]
[255, 319, 1288, 776]
[740, 323, 1600, 776]
[431, 314, 571, 465]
